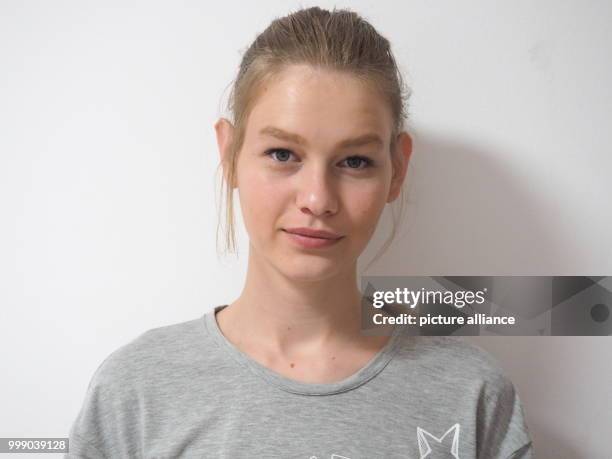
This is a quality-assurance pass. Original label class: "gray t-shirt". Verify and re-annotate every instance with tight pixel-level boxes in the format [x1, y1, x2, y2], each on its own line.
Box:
[66, 304, 534, 458]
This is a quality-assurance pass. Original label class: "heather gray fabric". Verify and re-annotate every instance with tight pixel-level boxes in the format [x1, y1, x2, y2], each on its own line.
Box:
[66, 304, 534, 458]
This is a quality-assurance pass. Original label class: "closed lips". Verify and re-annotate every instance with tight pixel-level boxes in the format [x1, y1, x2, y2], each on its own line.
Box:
[283, 228, 343, 239]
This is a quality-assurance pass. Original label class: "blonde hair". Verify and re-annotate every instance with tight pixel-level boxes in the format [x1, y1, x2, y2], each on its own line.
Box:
[216, 6, 412, 271]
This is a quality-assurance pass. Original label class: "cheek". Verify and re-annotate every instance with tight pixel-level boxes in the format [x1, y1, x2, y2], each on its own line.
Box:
[343, 181, 388, 226]
[237, 169, 288, 236]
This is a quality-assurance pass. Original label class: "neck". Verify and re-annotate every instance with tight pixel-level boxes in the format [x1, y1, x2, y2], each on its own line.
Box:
[221, 243, 367, 356]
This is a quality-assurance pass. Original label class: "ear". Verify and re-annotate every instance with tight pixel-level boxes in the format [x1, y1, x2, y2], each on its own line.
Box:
[214, 117, 236, 189]
[387, 132, 413, 203]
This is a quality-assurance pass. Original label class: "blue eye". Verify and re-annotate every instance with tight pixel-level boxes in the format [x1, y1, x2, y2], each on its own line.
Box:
[266, 148, 295, 162]
[342, 156, 373, 169]
[264, 148, 374, 170]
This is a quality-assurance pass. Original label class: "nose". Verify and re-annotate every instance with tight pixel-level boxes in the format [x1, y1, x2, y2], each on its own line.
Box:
[295, 163, 338, 217]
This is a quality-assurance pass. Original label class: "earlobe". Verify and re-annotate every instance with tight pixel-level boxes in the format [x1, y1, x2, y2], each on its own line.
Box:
[214, 118, 236, 188]
[387, 132, 413, 203]
[214, 117, 234, 164]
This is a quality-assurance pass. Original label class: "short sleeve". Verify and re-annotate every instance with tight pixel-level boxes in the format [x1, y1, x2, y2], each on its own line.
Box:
[476, 371, 534, 459]
[65, 349, 143, 458]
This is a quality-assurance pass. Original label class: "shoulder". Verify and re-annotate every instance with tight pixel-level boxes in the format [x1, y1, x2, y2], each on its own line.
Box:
[87, 316, 205, 391]
[67, 318, 207, 457]
[393, 334, 518, 398]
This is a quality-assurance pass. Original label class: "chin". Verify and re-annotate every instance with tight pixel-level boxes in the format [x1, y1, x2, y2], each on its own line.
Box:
[278, 255, 348, 282]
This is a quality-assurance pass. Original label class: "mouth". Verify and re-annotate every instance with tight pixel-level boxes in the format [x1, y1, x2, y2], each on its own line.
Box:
[282, 228, 343, 240]
[281, 229, 345, 249]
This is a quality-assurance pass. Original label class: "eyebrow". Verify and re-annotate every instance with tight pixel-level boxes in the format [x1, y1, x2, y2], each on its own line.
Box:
[259, 126, 384, 149]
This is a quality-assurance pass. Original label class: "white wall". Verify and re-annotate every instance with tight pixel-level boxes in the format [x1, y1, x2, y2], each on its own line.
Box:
[1, 1, 610, 458]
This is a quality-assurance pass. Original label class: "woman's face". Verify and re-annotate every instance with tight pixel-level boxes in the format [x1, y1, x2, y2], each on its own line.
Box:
[227, 64, 409, 281]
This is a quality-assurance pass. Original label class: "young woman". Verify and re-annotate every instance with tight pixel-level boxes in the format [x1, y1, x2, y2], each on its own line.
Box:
[67, 6, 534, 458]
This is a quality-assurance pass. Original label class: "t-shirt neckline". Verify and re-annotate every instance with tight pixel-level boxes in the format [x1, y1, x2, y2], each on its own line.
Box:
[203, 304, 404, 396]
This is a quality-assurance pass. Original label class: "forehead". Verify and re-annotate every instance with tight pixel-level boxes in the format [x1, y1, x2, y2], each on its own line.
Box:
[246, 65, 392, 147]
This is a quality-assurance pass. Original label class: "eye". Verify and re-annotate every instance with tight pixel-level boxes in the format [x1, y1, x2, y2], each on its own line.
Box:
[264, 148, 374, 170]
[340, 156, 374, 170]
[265, 148, 296, 163]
